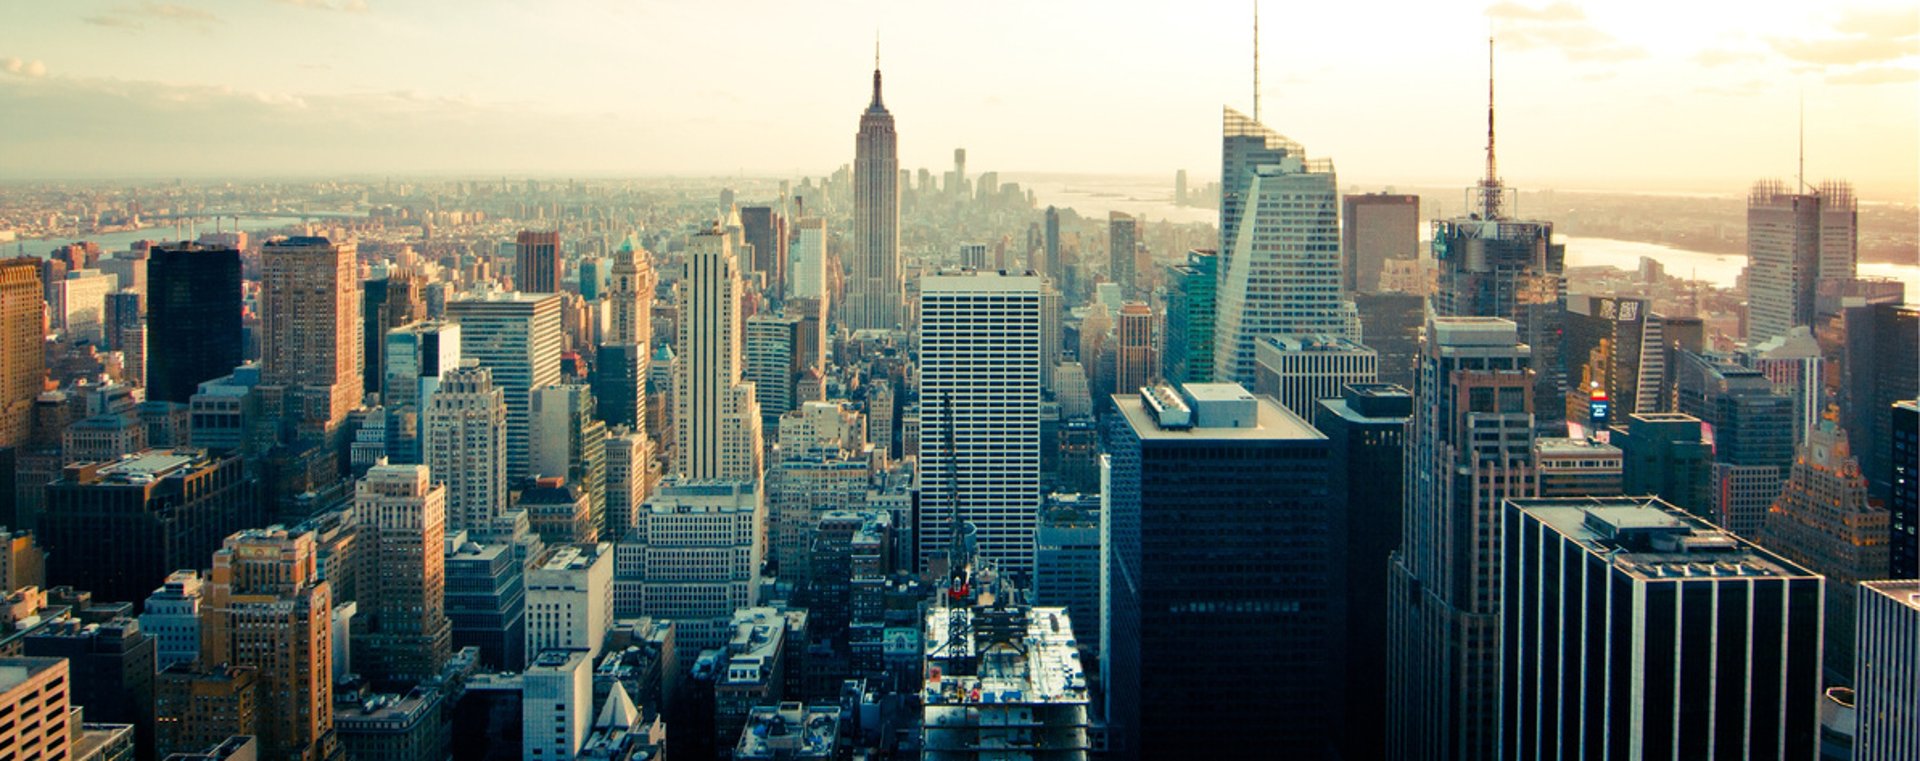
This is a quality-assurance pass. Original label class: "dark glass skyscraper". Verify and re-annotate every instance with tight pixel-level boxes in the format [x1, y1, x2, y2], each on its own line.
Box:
[1893, 401, 1918, 579]
[146, 242, 241, 404]
[1161, 250, 1216, 384]
[1105, 382, 1338, 759]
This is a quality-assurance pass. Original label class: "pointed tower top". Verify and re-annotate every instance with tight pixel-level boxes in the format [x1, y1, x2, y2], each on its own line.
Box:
[1252, 0, 1261, 123]
[1480, 36, 1504, 220]
[870, 32, 886, 110]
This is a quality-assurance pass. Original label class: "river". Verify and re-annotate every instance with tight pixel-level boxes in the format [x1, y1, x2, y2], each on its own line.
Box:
[8, 216, 309, 257]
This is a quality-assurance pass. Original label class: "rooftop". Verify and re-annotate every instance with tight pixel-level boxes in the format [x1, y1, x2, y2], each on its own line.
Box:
[1116, 386, 1322, 442]
[924, 605, 1087, 707]
[736, 702, 840, 760]
[1534, 437, 1623, 456]
[0, 657, 63, 693]
[1861, 580, 1920, 613]
[536, 544, 606, 572]
[1257, 334, 1376, 353]
[1511, 497, 1820, 581]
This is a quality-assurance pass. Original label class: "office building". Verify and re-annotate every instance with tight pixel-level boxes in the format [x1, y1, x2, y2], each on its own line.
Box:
[55, 268, 114, 343]
[1314, 382, 1411, 760]
[1675, 352, 1797, 538]
[382, 320, 460, 463]
[616, 480, 764, 650]
[1032, 498, 1099, 658]
[526, 543, 614, 662]
[917, 271, 1043, 577]
[746, 313, 804, 425]
[423, 363, 509, 533]
[604, 235, 656, 345]
[1343, 193, 1419, 293]
[1162, 251, 1216, 384]
[714, 607, 793, 747]
[740, 206, 788, 297]
[848, 59, 902, 332]
[1564, 294, 1672, 423]
[1503, 497, 1823, 760]
[1253, 334, 1379, 421]
[1354, 292, 1424, 390]
[771, 454, 868, 586]
[1744, 326, 1824, 445]
[1387, 317, 1538, 761]
[521, 477, 593, 546]
[1894, 401, 1917, 579]
[445, 538, 527, 672]
[147, 243, 242, 404]
[1105, 382, 1336, 757]
[533, 385, 608, 539]
[140, 570, 205, 671]
[523, 649, 594, 761]
[921, 603, 1089, 761]
[333, 683, 447, 761]
[0, 657, 79, 760]
[1612, 412, 1714, 517]
[1855, 580, 1920, 759]
[41, 449, 258, 606]
[153, 664, 260, 758]
[734, 702, 841, 761]
[789, 217, 827, 300]
[201, 528, 337, 761]
[362, 270, 425, 397]
[1112, 302, 1156, 396]
[1214, 108, 1355, 387]
[1109, 211, 1138, 295]
[23, 616, 155, 758]
[603, 429, 652, 541]
[448, 291, 564, 482]
[259, 236, 363, 435]
[1761, 425, 1889, 676]
[1843, 304, 1917, 500]
[515, 230, 562, 294]
[1746, 181, 1856, 344]
[592, 343, 647, 432]
[957, 242, 989, 270]
[1044, 206, 1062, 286]
[354, 464, 453, 684]
[1533, 436, 1623, 497]
[674, 226, 764, 482]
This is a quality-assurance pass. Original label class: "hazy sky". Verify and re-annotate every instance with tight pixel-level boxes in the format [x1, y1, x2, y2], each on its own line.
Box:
[1, 1, 1916, 199]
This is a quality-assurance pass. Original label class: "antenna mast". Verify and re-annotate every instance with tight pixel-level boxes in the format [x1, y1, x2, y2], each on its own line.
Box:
[1480, 36, 1503, 220]
[1797, 93, 1806, 192]
[1252, 1, 1260, 123]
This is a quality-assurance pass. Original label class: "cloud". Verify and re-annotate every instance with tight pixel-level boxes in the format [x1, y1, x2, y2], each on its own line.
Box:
[1485, 2, 1646, 63]
[1827, 65, 1920, 85]
[1692, 48, 1762, 67]
[2, 58, 48, 78]
[1769, 7, 1920, 66]
[1830, 7, 1920, 40]
[278, 0, 370, 12]
[83, 3, 223, 31]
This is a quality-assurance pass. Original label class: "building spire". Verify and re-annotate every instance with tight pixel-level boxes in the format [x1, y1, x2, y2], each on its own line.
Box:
[1481, 35, 1503, 220]
[1252, 0, 1261, 123]
[1797, 91, 1806, 192]
[870, 31, 885, 109]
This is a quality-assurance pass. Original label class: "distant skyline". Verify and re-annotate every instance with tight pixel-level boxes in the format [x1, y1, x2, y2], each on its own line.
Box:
[0, 0, 1915, 199]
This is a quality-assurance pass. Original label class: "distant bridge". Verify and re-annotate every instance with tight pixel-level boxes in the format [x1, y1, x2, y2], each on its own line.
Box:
[143, 210, 366, 222]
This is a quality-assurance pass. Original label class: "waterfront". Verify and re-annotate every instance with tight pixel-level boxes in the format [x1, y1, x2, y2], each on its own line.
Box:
[9, 216, 308, 257]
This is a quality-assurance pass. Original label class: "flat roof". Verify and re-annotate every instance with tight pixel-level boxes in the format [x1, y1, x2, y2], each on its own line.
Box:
[1861, 580, 1920, 614]
[924, 605, 1086, 707]
[1534, 437, 1622, 455]
[1511, 497, 1818, 581]
[1114, 391, 1323, 442]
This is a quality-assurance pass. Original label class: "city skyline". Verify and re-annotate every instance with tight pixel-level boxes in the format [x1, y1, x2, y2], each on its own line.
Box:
[0, 1, 1913, 198]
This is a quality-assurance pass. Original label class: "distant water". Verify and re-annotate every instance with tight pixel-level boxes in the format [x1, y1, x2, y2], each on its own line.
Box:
[9, 216, 307, 257]
[1562, 235, 1920, 296]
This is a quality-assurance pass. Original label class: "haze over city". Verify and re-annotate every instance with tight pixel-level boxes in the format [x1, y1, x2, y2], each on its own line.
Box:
[2, 0, 1917, 198]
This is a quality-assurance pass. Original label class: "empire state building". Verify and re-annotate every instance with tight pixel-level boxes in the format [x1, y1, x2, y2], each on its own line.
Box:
[848, 59, 901, 331]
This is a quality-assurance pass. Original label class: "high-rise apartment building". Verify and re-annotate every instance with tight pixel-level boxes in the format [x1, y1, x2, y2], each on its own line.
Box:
[1214, 108, 1354, 386]
[1162, 251, 1216, 384]
[1746, 181, 1856, 344]
[259, 236, 363, 435]
[447, 291, 563, 482]
[1387, 317, 1538, 761]
[1105, 382, 1337, 757]
[1112, 302, 1156, 396]
[1109, 211, 1138, 295]
[354, 463, 453, 684]
[1343, 193, 1419, 294]
[201, 528, 337, 761]
[848, 61, 902, 331]
[41, 448, 258, 606]
[1252, 334, 1379, 421]
[1315, 382, 1412, 761]
[514, 230, 562, 294]
[423, 363, 509, 533]
[1854, 580, 1920, 758]
[0, 258, 45, 449]
[917, 271, 1043, 577]
[674, 227, 763, 482]
[1761, 425, 1889, 676]
[1503, 497, 1824, 760]
[739, 206, 788, 298]
[147, 243, 242, 404]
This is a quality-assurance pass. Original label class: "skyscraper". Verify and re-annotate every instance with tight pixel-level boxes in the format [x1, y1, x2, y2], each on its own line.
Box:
[1044, 206, 1062, 287]
[916, 271, 1043, 577]
[1162, 250, 1217, 384]
[202, 528, 337, 761]
[1761, 425, 1889, 676]
[1503, 497, 1824, 760]
[738, 206, 787, 299]
[1854, 580, 1920, 758]
[362, 269, 424, 396]
[616, 480, 765, 650]
[515, 230, 562, 294]
[354, 463, 454, 684]
[447, 291, 563, 482]
[423, 363, 509, 533]
[1893, 401, 1918, 579]
[1746, 181, 1856, 344]
[1843, 303, 1917, 500]
[147, 243, 242, 404]
[1109, 211, 1138, 295]
[0, 259, 45, 448]
[1674, 351, 1796, 538]
[1252, 334, 1379, 422]
[1213, 108, 1354, 387]
[744, 312, 803, 426]
[1112, 302, 1157, 396]
[604, 234, 655, 349]
[259, 236, 363, 436]
[1387, 316, 1537, 761]
[1612, 412, 1714, 517]
[1564, 294, 1673, 422]
[1105, 382, 1338, 758]
[789, 217, 827, 301]
[673, 226, 763, 482]
[382, 320, 460, 464]
[532, 385, 608, 539]
[1342, 193, 1419, 294]
[848, 58, 901, 331]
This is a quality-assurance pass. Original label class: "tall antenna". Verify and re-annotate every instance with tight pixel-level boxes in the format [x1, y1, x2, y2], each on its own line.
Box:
[1480, 36, 1503, 220]
[1797, 92, 1806, 192]
[1252, 0, 1261, 123]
